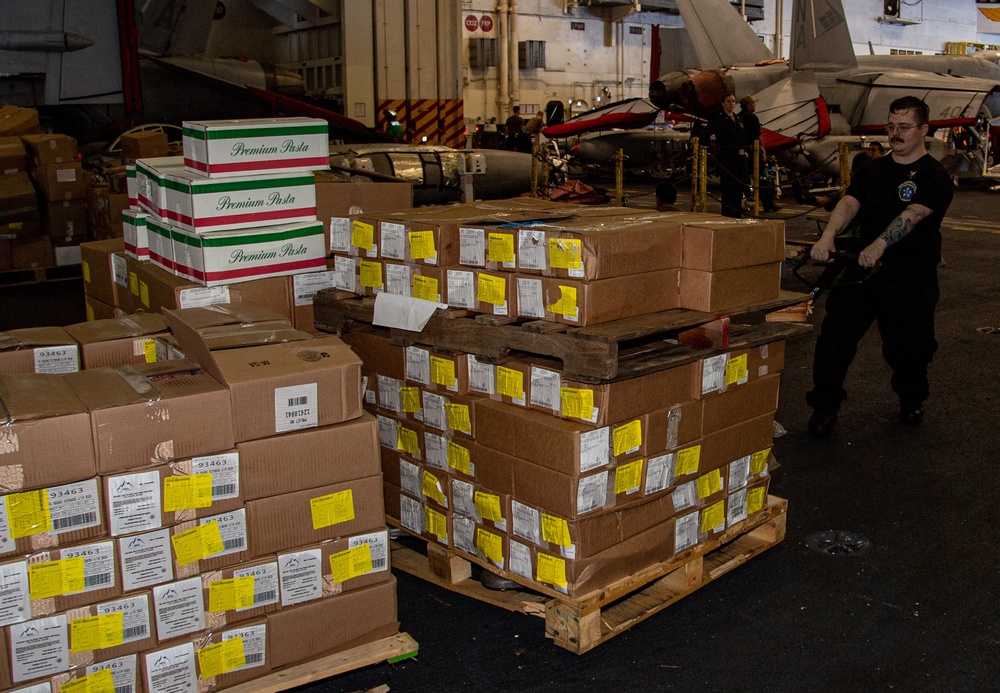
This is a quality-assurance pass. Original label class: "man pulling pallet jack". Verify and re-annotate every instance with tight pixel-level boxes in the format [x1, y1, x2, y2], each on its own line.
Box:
[805, 96, 953, 438]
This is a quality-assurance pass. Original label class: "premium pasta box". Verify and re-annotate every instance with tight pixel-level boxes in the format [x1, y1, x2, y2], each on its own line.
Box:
[182, 117, 329, 178]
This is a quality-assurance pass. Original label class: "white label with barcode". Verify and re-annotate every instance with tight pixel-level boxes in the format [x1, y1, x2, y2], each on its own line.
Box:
[350, 530, 389, 572]
[727, 488, 749, 527]
[11, 615, 67, 683]
[234, 561, 280, 610]
[423, 432, 448, 473]
[385, 262, 411, 296]
[293, 271, 335, 306]
[728, 455, 752, 490]
[701, 354, 727, 395]
[453, 514, 476, 554]
[48, 478, 101, 535]
[144, 642, 196, 693]
[119, 528, 173, 591]
[675, 511, 699, 552]
[380, 222, 406, 260]
[405, 346, 431, 385]
[508, 540, 532, 580]
[511, 501, 541, 545]
[222, 623, 267, 671]
[467, 355, 496, 395]
[399, 458, 421, 497]
[199, 509, 246, 557]
[459, 227, 486, 266]
[579, 427, 610, 473]
[421, 391, 447, 430]
[97, 594, 150, 644]
[87, 654, 137, 693]
[529, 367, 561, 411]
[400, 494, 422, 534]
[645, 453, 674, 495]
[55, 167, 76, 182]
[274, 383, 318, 433]
[9, 683, 49, 693]
[59, 540, 115, 594]
[153, 578, 204, 641]
[112, 254, 128, 286]
[277, 548, 322, 607]
[518, 229, 547, 270]
[329, 217, 351, 252]
[451, 479, 475, 519]
[516, 277, 545, 318]
[0, 495, 15, 554]
[672, 481, 697, 511]
[177, 286, 230, 308]
[33, 345, 78, 374]
[376, 414, 397, 450]
[0, 561, 30, 627]
[576, 472, 608, 515]
[191, 452, 240, 501]
[376, 375, 403, 413]
[446, 270, 475, 308]
[108, 471, 162, 536]
[332, 255, 357, 292]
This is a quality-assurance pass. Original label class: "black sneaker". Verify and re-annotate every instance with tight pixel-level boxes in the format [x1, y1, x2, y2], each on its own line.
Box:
[808, 409, 838, 438]
[899, 404, 925, 426]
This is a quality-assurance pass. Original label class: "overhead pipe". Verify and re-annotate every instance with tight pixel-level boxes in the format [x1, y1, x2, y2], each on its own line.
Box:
[497, 0, 509, 120]
[774, 0, 784, 59]
[509, 2, 519, 111]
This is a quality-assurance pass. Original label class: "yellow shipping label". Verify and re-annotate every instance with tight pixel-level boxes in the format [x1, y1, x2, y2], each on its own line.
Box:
[430, 355, 457, 388]
[560, 387, 594, 420]
[142, 339, 158, 363]
[541, 514, 572, 548]
[60, 668, 115, 693]
[70, 612, 124, 653]
[447, 441, 472, 475]
[750, 448, 771, 475]
[488, 233, 515, 264]
[747, 487, 766, 515]
[496, 366, 523, 399]
[310, 489, 355, 530]
[421, 470, 445, 505]
[86, 304, 94, 321]
[725, 353, 748, 385]
[548, 238, 582, 270]
[82, 261, 91, 283]
[128, 271, 138, 296]
[397, 426, 420, 456]
[613, 419, 642, 457]
[674, 445, 702, 476]
[425, 507, 448, 540]
[7, 488, 53, 539]
[408, 229, 436, 259]
[413, 274, 439, 301]
[615, 459, 644, 495]
[701, 501, 725, 533]
[198, 637, 246, 680]
[536, 553, 568, 589]
[696, 469, 722, 499]
[401, 387, 421, 413]
[475, 528, 504, 564]
[359, 260, 382, 289]
[444, 403, 472, 433]
[477, 273, 507, 306]
[29, 556, 85, 600]
[139, 281, 150, 308]
[546, 285, 577, 319]
[208, 576, 256, 613]
[330, 543, 374, 583]
[163, 473, 214, 512]
[474, 491, 503, 522]
[351, 221, 375, 250]
[171, 523, 225, 566]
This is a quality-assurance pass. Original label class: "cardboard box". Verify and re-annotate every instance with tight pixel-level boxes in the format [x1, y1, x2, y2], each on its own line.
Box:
[644, 399, 704, 452]
[61, 591, 157, 663]
[517, 270, 680, 326]
[16, 539, 122, 617]
[449, 477, 509, 532]
[11, 235, 52, 268]
[0, 374, 96, 489]
[678, 262, 782, 312]
[64, 313, 170, 369]
[700, 373, 780, 435]
[0, 171, 40, 232]
[695, 339, 785, 397]
[341, 326, 406, 380]
[85, 296, 119, 322]
[145, 213, 174, 273]
[41, 199, 87, 240]
[288, 269, 339, 333]
[65, 361, 235, 474]
[135, 156, 186, 217]
[265, 578, 398, 669]
[22, 134, 78, 166]
[451, 513, 508, 570]
[0, 136, 27, 174]
[81, 238, 127, 307]
[0, 327, 79, 374]
[681, 218, 785, 271]
[374, 413, 426, 465]
[382, 453, 449, 509]
[0, 106, 40, 137]
[402, 346, 470, 396]
[122, 208, 149, 260]
[182, 117, 329, 178]
[726, 476, 771, 528]
[14, 653, 143, 693]
[201, 555, 281, 625]
[244, 475, 385, 557]
[121, 131, 169, 162]
[5, 613, 71, 683]
[236, 412, 379, 500]
[382, 482, 450, 546]
[32, 162, 87, 202]
[419, 389, 479, 438]
[697, 412, 776, 477]
[315, 171, 412, 254]
[0, 477, 106, 557]
[275, 529, 391, 608]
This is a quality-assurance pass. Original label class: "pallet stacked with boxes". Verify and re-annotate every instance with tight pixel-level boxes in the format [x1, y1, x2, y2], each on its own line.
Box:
[318, 202, 793, 613]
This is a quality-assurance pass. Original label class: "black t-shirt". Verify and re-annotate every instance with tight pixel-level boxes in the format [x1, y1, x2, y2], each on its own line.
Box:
[846, 153, 953, 263]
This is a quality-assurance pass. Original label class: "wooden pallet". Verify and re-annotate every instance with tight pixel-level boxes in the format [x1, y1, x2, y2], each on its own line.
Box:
[314, 291, 811, 381]
[0, 264, 82, 287]
[390, 495, 787, 654]
[222, 632, 418, 693]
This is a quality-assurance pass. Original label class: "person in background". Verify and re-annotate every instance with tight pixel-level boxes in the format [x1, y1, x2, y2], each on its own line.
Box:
[655, 182, 682, 212]
[504, 106, 529, 151]
[738, 94, 779, 212]
[867, 141, 885, 159]
[383, 109, 403, 138]
[524, 110, 545, 143]
[806, 96, 953, 438]
[706, 93, 749, 218]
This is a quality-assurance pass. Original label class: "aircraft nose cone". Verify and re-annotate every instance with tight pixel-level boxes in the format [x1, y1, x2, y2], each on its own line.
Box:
[64, 32, 94, 51]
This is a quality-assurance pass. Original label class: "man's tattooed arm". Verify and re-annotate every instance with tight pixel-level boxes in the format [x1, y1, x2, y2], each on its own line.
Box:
[878, 204, 932, 247]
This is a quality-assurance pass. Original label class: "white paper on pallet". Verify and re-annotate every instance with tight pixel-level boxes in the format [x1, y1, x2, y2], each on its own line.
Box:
[380, 222, 407, 260]
[672, 481, 696, 511]
[727, 488, 749, 526]
[329, 217, 351, 252]
[372, 292, 442, 331]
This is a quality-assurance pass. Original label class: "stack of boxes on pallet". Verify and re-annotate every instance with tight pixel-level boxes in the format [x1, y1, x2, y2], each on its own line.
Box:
[331, 202, 786, 597]
[0, 303, 398, 692]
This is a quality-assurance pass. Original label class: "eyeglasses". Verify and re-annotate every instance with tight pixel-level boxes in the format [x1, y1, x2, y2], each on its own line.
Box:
[885, 123, 920, 134]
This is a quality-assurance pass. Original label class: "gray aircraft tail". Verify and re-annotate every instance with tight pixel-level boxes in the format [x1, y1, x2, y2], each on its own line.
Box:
[675, 0, 773, 68]
[790, 0, 858, 71]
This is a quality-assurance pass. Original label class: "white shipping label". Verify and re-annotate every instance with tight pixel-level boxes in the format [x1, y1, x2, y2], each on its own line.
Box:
[222, 623, 267, 671]
[451, 479, 476, 519]
[727, 489, 749, 527]
[108, 471, 162, 536]
[56, 168, 77, 183]
[459, 227, 486, 266]
[516, 277, 545, 318]
[385, 263, 412, 296]
[400, 494, 423, 534]
[274, 383, 318, 433]
[377, 375, 403, 414]
[672, 481, 697, 511]
[701, 354, 728, 395]
[332, 255, 358, 292]
[423, 432, 448, 472]
[59, 540, 115, 594]
[579, 427, 610, 473]
[576, 472, 608, 515]
[144, 642, 197, 693]
[329, 217, 351, 252]
[0, 561, 30, 627]
[349, 530, 389, 573]
[380, 222, 407, 260]
[728, 455, 752, 491]
[49, 479, 101, 535]
[447, 270, 475, 309]
[97, 594, 151, 644]
[119, 529, 173, 591]
[675, 512, 700, 552]
[153, 578, 205, 641]
[405, 346, 431, 385]
[11, 615, 68, 683]
[278, 548, 323, 607]
[518, 229, 548, 270]
[87, 654, 138, 693]
[399, 458, 422, 497]
[33, 345, 78, 374]
[511, 501, 541, 545]
[0, 496, 12, 555]
[200, 509, 247, 557]
[177, 286, 230, 308]
[421, 391, 447, 430]
[508, 540, 533, 581]
[9, 683, 49, 693]
[645, 453, 674, 495]
[467, 355, 496, 395]
[293, 271, 336, 306]
[233, 561, 280, 610]
[453, 514, 476, 554]
[112, 254, 129, 286]
[191, 452, 240, 501]
[376, 415, 397, 449]
[529, 367, 561, 411]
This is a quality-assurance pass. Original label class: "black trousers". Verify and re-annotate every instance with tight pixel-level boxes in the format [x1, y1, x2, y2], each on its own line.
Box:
[807, 260, 939, 413]
[717, 154, 748, 218]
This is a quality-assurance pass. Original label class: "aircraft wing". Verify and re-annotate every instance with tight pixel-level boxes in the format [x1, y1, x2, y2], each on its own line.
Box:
[753, 72, 829, 150]
[676, 0, 773, 69]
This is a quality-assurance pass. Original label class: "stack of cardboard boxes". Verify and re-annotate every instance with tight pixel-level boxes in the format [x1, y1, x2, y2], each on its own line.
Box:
[0, 107, 45, 270]
[0, 305, 398, 692]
